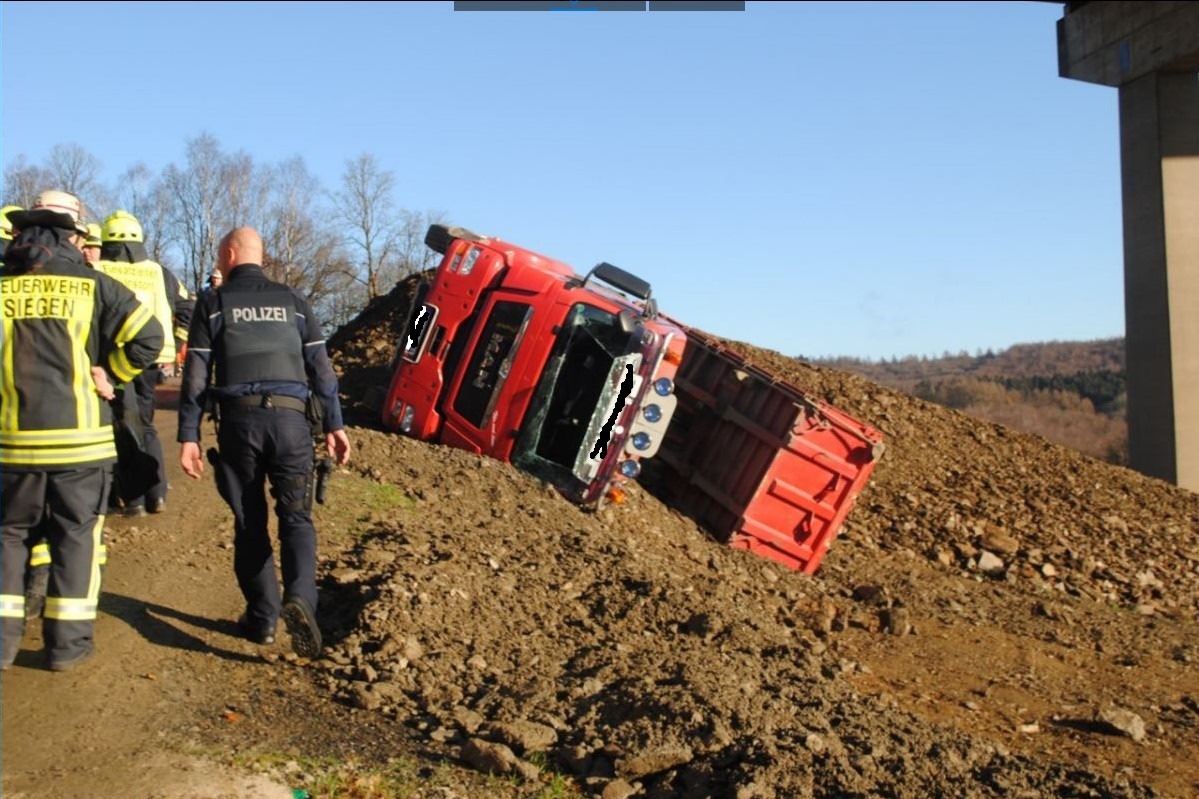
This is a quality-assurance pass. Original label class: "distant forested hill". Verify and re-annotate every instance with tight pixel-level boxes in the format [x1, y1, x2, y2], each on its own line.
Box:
[806, 338, 1127, 463]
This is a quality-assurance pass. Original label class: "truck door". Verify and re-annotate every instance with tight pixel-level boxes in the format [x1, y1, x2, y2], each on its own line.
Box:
[439, 296, 535, 456]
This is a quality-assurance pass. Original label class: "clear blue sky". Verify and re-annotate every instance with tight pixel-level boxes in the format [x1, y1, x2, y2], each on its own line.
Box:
[1, 1, 1123, 360]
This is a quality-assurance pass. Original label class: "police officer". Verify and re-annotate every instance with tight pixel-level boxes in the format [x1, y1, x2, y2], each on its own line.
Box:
[1, 190, 164, 671]
[95, 210, 192, 515]
[178, 227, 350, 658]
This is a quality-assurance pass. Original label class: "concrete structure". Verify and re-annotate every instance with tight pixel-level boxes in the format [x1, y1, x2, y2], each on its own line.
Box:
[1056, 1, 1199, 490]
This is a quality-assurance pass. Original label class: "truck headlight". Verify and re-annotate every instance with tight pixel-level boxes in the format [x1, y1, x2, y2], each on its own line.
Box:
[619, 460, 641, 478]
[653, 377, 673, 396]
[400, 405, 416, 433]
[632, 432, 652, 451]
[642, 403, 662, 423]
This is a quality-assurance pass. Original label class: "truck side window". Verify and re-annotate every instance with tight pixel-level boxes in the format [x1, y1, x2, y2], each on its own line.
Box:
[453, 300, 532, 428]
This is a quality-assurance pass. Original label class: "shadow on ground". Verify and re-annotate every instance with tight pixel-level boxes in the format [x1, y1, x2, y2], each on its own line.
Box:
[102, 591, 261, 664]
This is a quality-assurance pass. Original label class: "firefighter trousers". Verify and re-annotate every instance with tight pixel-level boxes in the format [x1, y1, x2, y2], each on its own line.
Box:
[214, 405, 318, 633]
[1, 468, 109, 666]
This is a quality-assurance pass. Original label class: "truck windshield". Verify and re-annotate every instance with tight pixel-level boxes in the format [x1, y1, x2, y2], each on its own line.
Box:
[513, 303, 637, 494]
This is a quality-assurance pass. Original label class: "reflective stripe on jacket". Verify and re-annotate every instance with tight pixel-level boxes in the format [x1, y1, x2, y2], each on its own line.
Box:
[2, 252, 164, 469]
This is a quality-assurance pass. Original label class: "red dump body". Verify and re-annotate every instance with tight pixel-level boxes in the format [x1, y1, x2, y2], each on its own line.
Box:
[383, 225, 884, 573]
[651, 327, 884, 572]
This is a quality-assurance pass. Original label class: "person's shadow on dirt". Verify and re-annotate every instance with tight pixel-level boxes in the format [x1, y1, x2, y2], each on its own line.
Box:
[102, 592, 262, 664]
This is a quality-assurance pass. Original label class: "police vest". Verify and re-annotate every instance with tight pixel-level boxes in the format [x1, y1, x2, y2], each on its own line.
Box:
[216, 284, 307, 386]
[94, 258, 176, 363]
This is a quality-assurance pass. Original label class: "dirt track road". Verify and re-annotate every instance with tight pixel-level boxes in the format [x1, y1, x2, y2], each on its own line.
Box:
[1, 397, 298, 799]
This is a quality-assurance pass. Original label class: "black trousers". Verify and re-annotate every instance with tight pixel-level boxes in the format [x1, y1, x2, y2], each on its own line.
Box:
[1, 468, 109, 664]
[214, 405, 317, 631]
[113, 368, 166, 508]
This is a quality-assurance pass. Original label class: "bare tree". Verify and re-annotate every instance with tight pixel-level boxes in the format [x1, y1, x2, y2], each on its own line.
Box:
[116, 163, 178, 269]
[2, 155, 50, 208]
[307, 244, 364, 332]
[260, 156, 316, 285]
[162, 133, 256, 292]
[319, 265, 370, 332]
[332, 153, 398, 300]
[392, 209, 449, 282]
[259, 156, 355, 314]
[46, 144, 112, 218]
[221, 149, 264, 230]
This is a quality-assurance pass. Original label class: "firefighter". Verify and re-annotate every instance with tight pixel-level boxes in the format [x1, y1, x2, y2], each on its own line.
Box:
[1, 204, 22, 262]
[95, 210, 192, 515]
[4, 204, 79, 621]
[1, 190, 164, 671]
[178, 227, 350, 658]
[82, 222, 102, 265]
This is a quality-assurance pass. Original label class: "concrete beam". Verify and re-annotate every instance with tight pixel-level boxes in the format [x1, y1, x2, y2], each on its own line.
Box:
[1058, 1, 1199, 87]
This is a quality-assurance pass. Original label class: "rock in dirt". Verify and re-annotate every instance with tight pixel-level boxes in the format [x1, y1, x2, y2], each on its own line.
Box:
[460, 737, 518, 775]
[602, 778, 640, 799]
[618, 746, 694, 780]
[1098, 705, 1148, 742]
[977, 551, 1005, 574]
[488, 720, 558, 754]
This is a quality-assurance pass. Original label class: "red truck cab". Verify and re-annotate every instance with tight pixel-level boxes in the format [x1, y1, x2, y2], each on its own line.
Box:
[383, 225, 685, 505]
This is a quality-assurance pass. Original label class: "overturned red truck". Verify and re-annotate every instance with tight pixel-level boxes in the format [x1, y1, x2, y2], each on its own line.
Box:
[382, 225, 884, 572]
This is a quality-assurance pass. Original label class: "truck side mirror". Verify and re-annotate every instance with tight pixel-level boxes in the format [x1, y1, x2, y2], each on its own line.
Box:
[587, 262, 652, 301]
[618, 310, 637, 335]
[425, 224, 453, 255]
[425, 224, 488, 256]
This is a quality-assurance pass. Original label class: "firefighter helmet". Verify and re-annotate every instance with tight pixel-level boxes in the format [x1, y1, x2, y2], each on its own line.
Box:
[33, 190, 89, 235]
[85, 222, 102, 248]
[102, 210, 144, 243]
[0, 204, 21, 241]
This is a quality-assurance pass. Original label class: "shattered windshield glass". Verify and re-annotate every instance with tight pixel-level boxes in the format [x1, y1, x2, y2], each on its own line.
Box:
[513, 303, 639, 495]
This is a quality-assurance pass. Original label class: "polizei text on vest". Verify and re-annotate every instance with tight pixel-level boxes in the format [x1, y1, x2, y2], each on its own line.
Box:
[231, 307, 290, 323]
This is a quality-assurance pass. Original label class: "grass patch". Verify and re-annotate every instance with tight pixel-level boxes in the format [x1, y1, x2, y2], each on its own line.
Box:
[315, 471, 416, 546]
[227, 749, 585, 799]
[224, 748, 585, 796]
[231, 751, 451, 799]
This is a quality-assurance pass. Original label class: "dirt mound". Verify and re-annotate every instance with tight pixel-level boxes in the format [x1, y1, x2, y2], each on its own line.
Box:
[718, 341, 1199, 616]
[322, 281, 1198, 797]
[326, 275, 427, 424]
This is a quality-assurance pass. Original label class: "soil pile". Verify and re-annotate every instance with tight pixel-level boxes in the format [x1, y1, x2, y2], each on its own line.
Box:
[319, 277, 1198, 798]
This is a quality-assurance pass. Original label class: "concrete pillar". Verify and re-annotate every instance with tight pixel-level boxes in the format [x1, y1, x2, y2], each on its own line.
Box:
[1119, 71, 1199, 489]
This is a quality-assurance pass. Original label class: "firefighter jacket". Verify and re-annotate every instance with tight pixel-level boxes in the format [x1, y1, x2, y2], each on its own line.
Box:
[95, 246, 190, 365]
[177, 263, 345, 444]
[1, 234, 165, 470]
